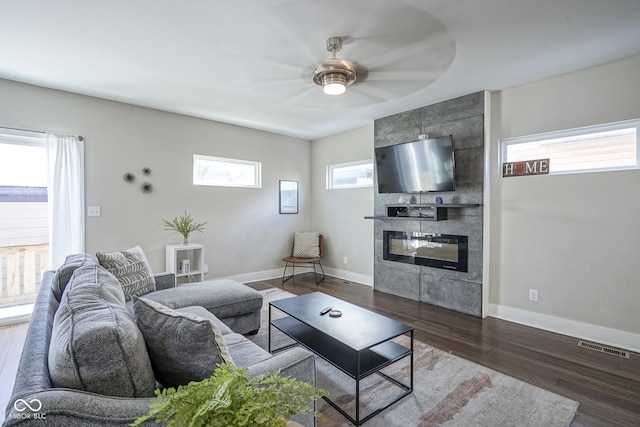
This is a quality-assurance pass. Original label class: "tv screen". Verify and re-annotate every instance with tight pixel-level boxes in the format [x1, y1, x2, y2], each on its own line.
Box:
[375, 135, 455, 193]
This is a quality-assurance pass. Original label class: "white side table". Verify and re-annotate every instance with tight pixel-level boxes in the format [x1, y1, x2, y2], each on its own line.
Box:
[165, 243, 205, 284]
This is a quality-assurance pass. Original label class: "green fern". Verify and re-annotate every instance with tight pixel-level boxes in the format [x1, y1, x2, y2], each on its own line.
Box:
[162, 211, 207, 243]
[131, 363, 326, 427]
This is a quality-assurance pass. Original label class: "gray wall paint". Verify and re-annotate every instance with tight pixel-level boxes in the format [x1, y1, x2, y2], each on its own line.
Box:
[489, 55, 640, 350]
[0, 79, 311, 278]
[373, 92, 485, 316]
[311, 125, 374, 285]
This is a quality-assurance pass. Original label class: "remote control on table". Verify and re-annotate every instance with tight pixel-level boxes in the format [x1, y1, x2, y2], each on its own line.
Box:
[320, 306, 332, 315]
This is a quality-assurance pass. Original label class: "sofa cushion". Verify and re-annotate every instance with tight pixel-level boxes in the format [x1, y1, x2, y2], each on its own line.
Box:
[133, 297, 234, 387]
[293, 231, 320, 257]
[96, 245, 156, 300]
[224, 333, 272, 368]
[143, 279, 263, 320]
[51, 253, 98, 301]
[176, 305, 234, 335]
[48, 264, 156, 398]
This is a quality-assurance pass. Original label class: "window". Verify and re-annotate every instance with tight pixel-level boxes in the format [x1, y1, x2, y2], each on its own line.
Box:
[0, 128, 49, 310]
[326, 159, 373, 189]
[501, 119, 639, 175]
[193, 155, 262, 188]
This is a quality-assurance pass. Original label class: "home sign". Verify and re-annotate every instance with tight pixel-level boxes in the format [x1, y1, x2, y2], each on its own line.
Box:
[502, 158, 550, 177]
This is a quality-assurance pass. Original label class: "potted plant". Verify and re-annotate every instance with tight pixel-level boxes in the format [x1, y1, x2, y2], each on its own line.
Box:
[132, 363, 326, 427]
[162, 211, 207, 244]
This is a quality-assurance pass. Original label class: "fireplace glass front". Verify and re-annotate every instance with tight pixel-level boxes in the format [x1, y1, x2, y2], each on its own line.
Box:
[383, 231, 468, 272]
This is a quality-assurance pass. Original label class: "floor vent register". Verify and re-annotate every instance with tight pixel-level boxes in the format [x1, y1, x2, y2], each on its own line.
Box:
[578, 340, 630, 359]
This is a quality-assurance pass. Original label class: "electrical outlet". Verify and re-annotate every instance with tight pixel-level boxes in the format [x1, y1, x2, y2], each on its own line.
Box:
[528, 289, 539, 302]
[87, 206, 101, 217]
[343, 256, 348, 265]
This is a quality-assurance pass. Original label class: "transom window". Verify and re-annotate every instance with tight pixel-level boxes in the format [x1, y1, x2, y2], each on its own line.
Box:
[326, 159, 373, 189]
[193, 155, 262, 188]
[501, 119, 639, 175]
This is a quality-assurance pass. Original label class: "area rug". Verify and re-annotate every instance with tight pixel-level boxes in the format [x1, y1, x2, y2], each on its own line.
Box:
[250, 288, 579, 427]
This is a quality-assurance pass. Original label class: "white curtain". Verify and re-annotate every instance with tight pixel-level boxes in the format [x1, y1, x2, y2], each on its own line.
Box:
[47, 133, 85, 269]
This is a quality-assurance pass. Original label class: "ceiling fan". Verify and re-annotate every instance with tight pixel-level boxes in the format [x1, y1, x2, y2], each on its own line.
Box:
[312, 37, 366, 96]
[223, 3, 456, 108]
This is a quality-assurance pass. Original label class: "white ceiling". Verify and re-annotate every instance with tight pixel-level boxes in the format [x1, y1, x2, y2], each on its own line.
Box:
[2, 0, 640, 140]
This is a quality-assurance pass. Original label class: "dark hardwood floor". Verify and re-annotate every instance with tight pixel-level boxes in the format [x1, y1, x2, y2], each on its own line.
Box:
[248, 274, 640, 427]
[1, 274, 637, 426]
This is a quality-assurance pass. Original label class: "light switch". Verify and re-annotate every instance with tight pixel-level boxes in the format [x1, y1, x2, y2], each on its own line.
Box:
[87, 206, 101, 217]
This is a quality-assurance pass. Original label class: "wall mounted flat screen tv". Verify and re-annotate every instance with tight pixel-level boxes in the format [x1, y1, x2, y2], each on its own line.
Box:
[375, 135, 456, 193]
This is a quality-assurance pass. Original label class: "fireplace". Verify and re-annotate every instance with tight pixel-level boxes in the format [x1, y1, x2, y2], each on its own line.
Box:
[383, 231, 468, 272]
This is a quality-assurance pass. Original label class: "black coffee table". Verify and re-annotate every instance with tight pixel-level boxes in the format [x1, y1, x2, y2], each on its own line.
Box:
[269, 291, 413, 425]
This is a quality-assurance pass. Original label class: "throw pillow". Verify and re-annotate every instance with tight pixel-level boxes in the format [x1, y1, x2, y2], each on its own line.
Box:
[96, 245, 156, 300]
[48, 263, 157, 398]
[51, 253, 98, 301]
[133, 296, 234, 387]
[293, 231, 320, 258]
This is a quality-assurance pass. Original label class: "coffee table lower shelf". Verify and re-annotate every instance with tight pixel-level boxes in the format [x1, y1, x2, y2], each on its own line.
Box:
[270, 316, 413, 425]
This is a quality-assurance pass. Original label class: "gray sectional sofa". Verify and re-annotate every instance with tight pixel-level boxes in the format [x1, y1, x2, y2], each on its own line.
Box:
[3, 252, 316, 427]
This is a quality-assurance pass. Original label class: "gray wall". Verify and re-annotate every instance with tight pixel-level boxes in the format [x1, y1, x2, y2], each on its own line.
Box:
[0, 79, 312, 280]
[373, 92, 485, 316]
[488, 54, 640, 351]
[311, 125, 374, 285]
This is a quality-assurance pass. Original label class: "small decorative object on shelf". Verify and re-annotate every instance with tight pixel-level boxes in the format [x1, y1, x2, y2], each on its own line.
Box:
[166, 243, 205, 284]
[364, 203, 480, 222]
[435, 196, 443, 204]
[123, 172, 135, 183]
[162, 211, 207, 245]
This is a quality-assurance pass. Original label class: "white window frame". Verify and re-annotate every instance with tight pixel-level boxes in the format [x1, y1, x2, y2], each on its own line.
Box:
[500, 119, 640, 175]
[193, 154, 262, 188]
[0, 128, 48, 190]
[326, 159, 374, 190]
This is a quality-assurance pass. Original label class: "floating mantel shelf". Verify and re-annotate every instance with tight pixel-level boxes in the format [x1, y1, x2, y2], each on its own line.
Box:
[364, 203, 480, 222]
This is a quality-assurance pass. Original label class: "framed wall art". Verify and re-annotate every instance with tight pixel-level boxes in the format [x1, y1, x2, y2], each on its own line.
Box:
[279, 180, 298, 214]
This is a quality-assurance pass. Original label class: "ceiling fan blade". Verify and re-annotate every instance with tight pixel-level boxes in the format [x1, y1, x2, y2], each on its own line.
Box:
[349, 83, 402, 103]
[365, 69, 441, 82]
[220, 47, 304, 74]
[281, 86, 322, 105]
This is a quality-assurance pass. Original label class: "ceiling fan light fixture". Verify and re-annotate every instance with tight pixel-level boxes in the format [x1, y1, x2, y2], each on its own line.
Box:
[322, 72, 347, 95]
[312, 37, 359, 96]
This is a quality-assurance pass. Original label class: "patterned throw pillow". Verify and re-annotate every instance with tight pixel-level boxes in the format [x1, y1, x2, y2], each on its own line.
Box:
[132, 297, 234, 387]
[96, 246, 156, 300]
[293, 231, 320, 258]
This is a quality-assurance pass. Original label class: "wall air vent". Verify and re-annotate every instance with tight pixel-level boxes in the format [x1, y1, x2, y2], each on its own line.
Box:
[578, 340, 630, 359]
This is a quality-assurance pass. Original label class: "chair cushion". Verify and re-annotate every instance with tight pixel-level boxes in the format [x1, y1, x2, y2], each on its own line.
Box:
[133, 297, 234, 387]
[51, 253, 98, 301]
[293, 231, 320, 257]
[96, 245, 156, 300]
[48, 264, 156, 397]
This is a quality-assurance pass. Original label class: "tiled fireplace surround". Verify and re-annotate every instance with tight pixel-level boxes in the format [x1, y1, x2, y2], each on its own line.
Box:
[373, 92, 484, 316]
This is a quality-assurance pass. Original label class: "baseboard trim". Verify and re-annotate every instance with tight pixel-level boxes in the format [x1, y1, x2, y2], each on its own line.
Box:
[222, 268, 284, 283]
[323, 267, 372, 287]
[488, 303, 640, 354]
